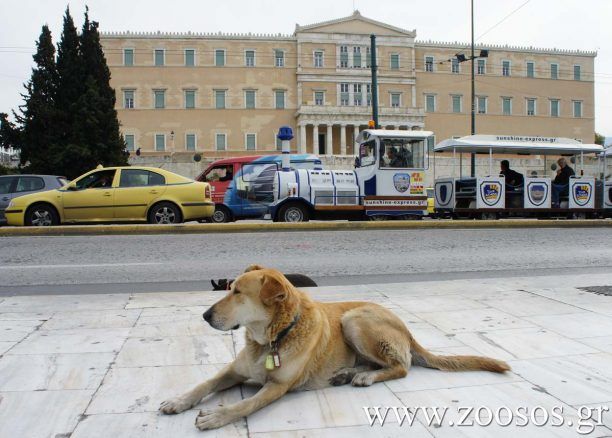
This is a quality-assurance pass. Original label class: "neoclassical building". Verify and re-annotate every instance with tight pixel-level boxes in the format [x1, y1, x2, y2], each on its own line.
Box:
[101, 11, 596, 158]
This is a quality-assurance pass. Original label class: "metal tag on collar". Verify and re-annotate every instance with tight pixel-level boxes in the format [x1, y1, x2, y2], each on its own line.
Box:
[265, 341, 281, 370]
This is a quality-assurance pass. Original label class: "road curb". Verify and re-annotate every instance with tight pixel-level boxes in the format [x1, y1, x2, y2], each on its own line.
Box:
[0, 219, 610, 236]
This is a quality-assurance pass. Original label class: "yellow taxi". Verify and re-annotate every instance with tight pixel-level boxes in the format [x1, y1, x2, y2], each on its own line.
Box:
[5, 166, 214, 226]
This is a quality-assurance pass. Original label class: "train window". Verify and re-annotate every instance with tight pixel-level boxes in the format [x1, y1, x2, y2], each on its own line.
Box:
[380, 139, 425, 169]
[359, 140, 376, 167]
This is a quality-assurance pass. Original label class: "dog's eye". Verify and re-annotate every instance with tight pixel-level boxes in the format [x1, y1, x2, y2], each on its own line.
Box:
[233, 289, 241, 295]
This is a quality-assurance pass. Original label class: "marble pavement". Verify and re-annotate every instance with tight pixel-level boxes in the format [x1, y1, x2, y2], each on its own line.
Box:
[1, 273, 612, 437]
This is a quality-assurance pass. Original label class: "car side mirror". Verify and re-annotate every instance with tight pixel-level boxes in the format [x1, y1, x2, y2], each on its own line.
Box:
[66, 185, 78, 191]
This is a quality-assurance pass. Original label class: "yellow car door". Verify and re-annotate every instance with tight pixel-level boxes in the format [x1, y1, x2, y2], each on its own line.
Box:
[62, 170, 116, 222]
[114, 169, 167, 220]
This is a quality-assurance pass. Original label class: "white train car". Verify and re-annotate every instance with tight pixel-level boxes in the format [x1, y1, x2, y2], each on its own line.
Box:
[433, 135, 606, 219]
[269, 130, 433, 222]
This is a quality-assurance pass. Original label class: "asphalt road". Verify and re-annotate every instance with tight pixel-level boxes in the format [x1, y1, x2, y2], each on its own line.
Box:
[1, 227, 611, 296]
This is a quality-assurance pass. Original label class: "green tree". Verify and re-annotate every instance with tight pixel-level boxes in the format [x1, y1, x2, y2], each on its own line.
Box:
[51, 6, 90, 178]
[0, 112, 20, 151]
[77, 7, 128, 169]
[13, 25, 59, 173]
[0, 112, 20, 175]
[594, 132, 605, 146]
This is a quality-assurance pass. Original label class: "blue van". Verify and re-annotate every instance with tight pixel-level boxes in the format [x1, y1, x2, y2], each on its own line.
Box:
[196, 154, 322, 222]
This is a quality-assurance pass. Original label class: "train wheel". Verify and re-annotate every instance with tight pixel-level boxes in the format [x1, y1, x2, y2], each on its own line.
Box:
[278, 202, 309, 222]
[369, 215, 388, 221]
[480, 212, 498, 220]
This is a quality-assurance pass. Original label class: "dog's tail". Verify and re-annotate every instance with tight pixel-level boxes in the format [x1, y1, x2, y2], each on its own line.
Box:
[410, 337, 510, 373]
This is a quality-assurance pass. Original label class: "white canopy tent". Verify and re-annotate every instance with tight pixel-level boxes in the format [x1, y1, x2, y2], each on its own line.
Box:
[434, 135, 604, 176]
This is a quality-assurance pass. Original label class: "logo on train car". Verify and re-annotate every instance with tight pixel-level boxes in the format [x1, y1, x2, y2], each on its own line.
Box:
[393, 173, 411, 193]
[435, 182, 453, 207]
[410, 172, 424, 195]
[479, 182, 502, 206]
[573, 184, 592, 206]
[527, 183, 548, 206]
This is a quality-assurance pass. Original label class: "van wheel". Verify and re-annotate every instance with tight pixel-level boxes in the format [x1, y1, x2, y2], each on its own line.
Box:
[278, 203, 309, 222]
[25, 204, 59, 226]
[148, 202, 182, 224]
[211, 205, 232, 223]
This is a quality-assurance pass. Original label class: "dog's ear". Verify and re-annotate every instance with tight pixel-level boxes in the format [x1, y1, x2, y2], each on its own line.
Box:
[245, 264, 265, 273]
[260, 272, 288, 305]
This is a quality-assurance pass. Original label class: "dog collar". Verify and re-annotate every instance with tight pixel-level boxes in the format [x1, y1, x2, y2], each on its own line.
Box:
[272, 313, 300, 347]
[265, 313, 300, 371]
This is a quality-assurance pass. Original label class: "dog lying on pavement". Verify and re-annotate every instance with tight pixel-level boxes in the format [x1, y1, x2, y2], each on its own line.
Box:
[161, 265, 510, 430]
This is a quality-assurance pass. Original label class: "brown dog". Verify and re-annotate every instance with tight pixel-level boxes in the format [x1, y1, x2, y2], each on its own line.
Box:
[160, 265, 510, 430]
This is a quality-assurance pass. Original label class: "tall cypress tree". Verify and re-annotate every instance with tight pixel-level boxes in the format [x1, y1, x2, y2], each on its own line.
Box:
[78, 7, 127, 168]
[4, 7, 128, 179]
[53, 5, 96, 178]
[13, 25, 59, 173]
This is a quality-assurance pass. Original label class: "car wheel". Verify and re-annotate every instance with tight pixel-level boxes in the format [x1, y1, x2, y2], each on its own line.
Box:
[211, 205, 232, 223]
[25, 204, 59, 227]
[278, 203, 309, 222]
[148, 202, 182, 224]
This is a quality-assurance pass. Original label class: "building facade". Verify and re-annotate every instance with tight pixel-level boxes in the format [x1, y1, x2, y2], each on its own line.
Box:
[101, 11, 596, 159]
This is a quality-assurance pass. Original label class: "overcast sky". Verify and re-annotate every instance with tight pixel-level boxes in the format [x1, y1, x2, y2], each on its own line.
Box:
[1, 0, 611, 140]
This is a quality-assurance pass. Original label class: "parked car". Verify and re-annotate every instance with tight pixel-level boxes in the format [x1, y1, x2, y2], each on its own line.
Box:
[0, 174, 67, 225]
[4, 166, 214, 226]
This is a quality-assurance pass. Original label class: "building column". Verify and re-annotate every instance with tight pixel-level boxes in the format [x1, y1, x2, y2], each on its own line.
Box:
[299, 123, 307, 154]
[326, 124, 333, 155]
[313, 124, 319, 155]
[340, 124, 347, 156]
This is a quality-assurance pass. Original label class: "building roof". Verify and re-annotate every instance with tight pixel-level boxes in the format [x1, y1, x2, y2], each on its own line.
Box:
[101, 30, 294, 41]
[295, 10, 416, 37]
[416, 40, 596, 57]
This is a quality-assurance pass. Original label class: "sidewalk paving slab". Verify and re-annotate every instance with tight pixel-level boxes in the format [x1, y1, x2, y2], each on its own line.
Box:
[1, 273, 612, 437]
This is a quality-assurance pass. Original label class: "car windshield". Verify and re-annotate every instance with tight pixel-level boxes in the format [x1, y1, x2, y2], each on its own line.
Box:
[74, 170, 116, 190]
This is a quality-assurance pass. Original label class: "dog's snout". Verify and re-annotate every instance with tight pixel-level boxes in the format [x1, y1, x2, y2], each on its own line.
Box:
[203, 307, 214, 323]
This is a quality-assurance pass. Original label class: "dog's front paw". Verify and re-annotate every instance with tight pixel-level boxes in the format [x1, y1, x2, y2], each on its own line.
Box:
[329, 367, 358, 386]
[159, 396, 193, 414]
[351, 372, 374, 387]
[195, 408, 232, 430]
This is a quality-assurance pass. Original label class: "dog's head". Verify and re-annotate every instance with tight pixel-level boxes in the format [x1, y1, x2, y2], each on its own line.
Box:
[203, 266, 297, 332]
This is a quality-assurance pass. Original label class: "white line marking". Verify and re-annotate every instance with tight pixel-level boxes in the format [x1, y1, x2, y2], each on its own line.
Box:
[0, 262, 163, 270]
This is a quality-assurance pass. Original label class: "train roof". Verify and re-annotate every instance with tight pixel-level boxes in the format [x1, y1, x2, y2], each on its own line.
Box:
[357, 129, 434, 143]
[435, 135, 603, 155]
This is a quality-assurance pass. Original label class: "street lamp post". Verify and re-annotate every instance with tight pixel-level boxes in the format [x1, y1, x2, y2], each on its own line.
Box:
[170, 130, 175, 159]
[455, 0, 488, 177]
